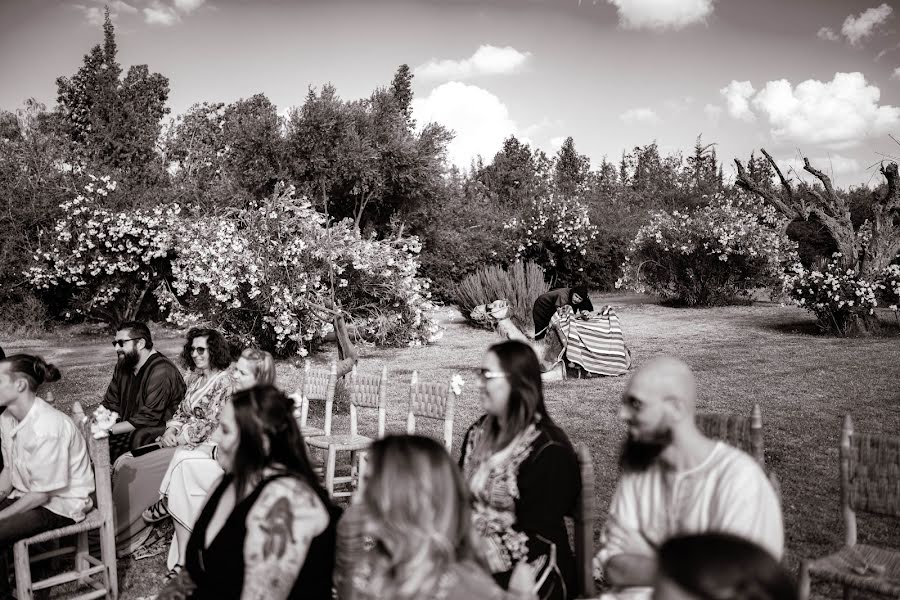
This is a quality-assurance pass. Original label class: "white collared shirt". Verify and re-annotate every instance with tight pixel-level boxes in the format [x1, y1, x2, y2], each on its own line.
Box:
[0, 397, 94, 522]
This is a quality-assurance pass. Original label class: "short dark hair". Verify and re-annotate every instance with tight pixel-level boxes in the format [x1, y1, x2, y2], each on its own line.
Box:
[658, 533, 796, 600]
[0, 354, 61, 392]
[570, 286, 589, 301]
[181, 327, 232, 371]
[117, 321, 153, 350]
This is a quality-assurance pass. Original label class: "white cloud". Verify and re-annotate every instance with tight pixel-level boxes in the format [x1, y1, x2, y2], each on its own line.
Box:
[550, 136, 567, 149]
[144, 2, 180, 25]
[607, 0, 714, 31]
[817, 27, 839, 41]
[174, 0, 206, 12]
[619, 107, 661, 124]
[411, 82, 519, 167]
[415, 45, 532, 80]
[751, 72, 900, 148]
[892, 67, 900, 79]
[841, 4, 893, 45]
[703, 103, 723, 123]
[720, 80, 756, 122]
[74, 1, 136, 25]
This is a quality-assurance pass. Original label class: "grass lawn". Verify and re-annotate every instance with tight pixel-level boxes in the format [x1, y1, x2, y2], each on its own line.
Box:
[3, 295, 899, 599]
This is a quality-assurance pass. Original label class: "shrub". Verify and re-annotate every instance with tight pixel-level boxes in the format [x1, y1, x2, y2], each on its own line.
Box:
[452, 261, 549, 331]
[617, 193, 796, 306]
[881, 264, 900, 320]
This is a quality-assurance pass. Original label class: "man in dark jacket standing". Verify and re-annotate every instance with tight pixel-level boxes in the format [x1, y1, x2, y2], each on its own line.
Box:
[102, 321, 186, 460]
[532, 286, 593, 340]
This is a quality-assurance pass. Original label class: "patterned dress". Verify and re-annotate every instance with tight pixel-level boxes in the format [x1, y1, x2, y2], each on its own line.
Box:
[460, 416, 581, 600]
[167, 369, 234, 446]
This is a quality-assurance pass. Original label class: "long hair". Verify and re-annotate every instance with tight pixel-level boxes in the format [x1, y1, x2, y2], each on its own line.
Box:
[477, 340, 551, 457]
[657, 533, 797, 600]
[181, 327, 232, 372]
[1, 354, 61, 392]
[229, 385, 331, 507]
[239, 348, 276, 386]
[363, 435, 476, 600]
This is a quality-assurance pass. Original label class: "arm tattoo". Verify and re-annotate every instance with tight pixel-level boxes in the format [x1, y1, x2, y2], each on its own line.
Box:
[261, 496, 295, 560]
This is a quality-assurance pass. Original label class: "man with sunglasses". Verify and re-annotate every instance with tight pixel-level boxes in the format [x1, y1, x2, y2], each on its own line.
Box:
[101, 322, 186, 461]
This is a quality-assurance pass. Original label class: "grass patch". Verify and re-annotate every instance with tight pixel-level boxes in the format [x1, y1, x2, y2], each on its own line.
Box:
[2, 297, 898, 599]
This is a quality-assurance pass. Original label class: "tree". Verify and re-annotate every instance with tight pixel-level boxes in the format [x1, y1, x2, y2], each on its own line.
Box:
[553, 136, 590, 197]
[389, 64, 414, 126]
[221, 93, 284, 198]
[55, 9, 169, 187]
[477, 135, 541, 207]
[686, 135, 719, 195]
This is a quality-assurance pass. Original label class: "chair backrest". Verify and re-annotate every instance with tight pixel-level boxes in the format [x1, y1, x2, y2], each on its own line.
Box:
[406, 371, 456, 452]
[74, 414, 113, 517]
[571, 442, 596, 599]
[349, 366, 388, 438]
[696, 403, 765, 468]
[840, 414, 900, 546]
[299, 362, 338, 436]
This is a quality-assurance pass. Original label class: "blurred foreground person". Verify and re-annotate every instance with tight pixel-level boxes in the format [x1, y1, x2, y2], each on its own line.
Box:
[653, 533, 796, 600]
[158, 384, 340, 600]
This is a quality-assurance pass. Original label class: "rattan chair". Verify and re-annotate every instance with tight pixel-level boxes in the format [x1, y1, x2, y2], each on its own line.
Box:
[295, 362, 338, 439]
[798, 415, 900, 600]
[571, 442, 596, 599]
[405, 371, 457, 452]
[13, 415, 118, 600]
[306, 366, 388, 499]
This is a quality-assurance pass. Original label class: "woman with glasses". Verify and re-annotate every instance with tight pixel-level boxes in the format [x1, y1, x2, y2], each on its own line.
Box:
[460, 340, 581, 600]
[146, 348, 275, 581]
[158, 385, 340, 600]
[344, 434, 538, 600]
[112, 328, 235, 557]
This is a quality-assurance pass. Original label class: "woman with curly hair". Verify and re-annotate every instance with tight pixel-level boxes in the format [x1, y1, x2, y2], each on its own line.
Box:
[344, 434, 538, 600]
[112, 328, 235, 557]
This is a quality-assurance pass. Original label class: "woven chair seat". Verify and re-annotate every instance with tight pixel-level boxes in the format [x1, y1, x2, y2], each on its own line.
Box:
[807, 544, 900, 596]
[20, 509, 103, 546]
[301, 426, 326, 439]
[306, 434, 373, 452]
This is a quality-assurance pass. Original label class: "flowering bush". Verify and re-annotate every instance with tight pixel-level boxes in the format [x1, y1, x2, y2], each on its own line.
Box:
[617, 193, 796, 306]
[881, 264, 900, 317]
[504, 194, 598, 285]
[26, 175, 180, 322]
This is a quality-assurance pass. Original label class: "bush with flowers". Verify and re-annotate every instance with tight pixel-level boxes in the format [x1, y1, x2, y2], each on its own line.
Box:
[616, 193, 796, 306]
[503, 194, 598, 286]
[881, 263, 900, 321]
[26, 175, 181, 323]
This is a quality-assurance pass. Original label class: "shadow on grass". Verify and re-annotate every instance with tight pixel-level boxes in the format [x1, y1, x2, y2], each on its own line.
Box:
[761, 316, 900, 337]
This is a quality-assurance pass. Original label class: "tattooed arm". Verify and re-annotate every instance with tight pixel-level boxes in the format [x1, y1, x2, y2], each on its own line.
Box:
[242, 476, 329, 600]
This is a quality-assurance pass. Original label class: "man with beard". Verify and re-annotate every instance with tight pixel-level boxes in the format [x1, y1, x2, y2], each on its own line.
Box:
[594, 357, 783, 599]
[101, 322, 186, 461]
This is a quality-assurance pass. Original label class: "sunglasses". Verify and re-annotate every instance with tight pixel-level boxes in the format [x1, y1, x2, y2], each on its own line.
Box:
[479, 369, 507, 382]
[190, 347, 208, 355]
[112, 338, 141, 348]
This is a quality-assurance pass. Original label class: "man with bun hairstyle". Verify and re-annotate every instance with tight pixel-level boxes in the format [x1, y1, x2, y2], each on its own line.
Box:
[532, 285, 594, 340]
[0, 354, 95, 594]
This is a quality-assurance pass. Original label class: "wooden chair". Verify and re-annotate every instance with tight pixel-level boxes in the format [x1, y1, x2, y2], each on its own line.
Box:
[406, 371, 457, 453]
[13, 415, 118, 599]
[296, 362, 338, 439]
[570, 442, 596, 599]
[306, 366, 388, 499]
[334, 502, 369, 600]
[696, 403, 781, 499]
[798, 415, 900, 600]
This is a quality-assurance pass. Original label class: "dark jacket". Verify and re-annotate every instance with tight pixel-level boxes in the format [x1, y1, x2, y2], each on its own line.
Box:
[532, 288, 594, 339]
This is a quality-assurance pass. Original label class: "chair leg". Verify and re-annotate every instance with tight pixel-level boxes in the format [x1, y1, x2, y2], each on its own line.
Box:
[13, 542, 34, 600]
[797, 561, 811, 600]
[75, 531, 90, 584]
[356, 451, 368, 496]
[325, 446, 337, 498]
[100, 522, 119, 600]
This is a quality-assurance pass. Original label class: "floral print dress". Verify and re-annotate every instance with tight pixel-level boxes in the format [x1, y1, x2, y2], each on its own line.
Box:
[166, 369, 233, 446]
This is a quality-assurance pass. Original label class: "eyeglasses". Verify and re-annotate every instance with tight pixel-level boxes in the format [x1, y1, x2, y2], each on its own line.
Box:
[111, 338, 141, 348]
[479, 369, 507, 382]
[190, 347, 208, 356]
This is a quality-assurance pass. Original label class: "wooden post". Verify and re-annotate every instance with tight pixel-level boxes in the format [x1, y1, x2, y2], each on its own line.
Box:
[324, 363, 337, 436]
[444, 376, 456, 452]
[750, 403, 765, 468]
[377, 366, 388, 438]
[406, 371, 418, 435]
[840, 414, 857, 547]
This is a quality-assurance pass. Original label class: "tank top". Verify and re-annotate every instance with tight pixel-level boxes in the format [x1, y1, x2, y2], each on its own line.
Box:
[184, 471, 340, 599]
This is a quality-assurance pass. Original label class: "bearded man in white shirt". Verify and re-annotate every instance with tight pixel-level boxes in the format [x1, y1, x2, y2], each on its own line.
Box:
[594, 357, 783, 599]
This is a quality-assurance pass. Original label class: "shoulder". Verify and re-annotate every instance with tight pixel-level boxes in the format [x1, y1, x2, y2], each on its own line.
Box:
[257, 475, 325, 513]
[712, 443, 771, 488]
[465, 414, 488, 436]
[530, 421, 577, 461]
[31, 400, 76, 438]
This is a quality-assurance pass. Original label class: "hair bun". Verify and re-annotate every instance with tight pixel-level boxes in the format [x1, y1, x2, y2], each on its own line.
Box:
[36, 359, 62, 385]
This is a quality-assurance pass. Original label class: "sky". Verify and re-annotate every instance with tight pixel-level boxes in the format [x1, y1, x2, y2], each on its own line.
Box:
[2, 0, 900, 188]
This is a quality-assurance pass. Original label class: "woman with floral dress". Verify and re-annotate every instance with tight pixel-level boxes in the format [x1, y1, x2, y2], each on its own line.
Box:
[112, 327, 234, 556]
[460, 340, 581, 600]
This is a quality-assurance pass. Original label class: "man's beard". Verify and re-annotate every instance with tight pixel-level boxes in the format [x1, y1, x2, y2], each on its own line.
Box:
[619, 428, 673, 473]
[118, 349, 140, 372]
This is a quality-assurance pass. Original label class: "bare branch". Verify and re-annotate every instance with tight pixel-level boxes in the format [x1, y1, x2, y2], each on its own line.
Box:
[734, 156, 802, 219]
[760, 149, 793, 193]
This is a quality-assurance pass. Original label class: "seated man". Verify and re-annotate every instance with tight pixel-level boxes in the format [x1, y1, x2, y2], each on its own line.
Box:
[595, 357, 783, 599]
[532, 286, 593, 340]
[0, 354, 95, 596]
[102, 321, 186, 461]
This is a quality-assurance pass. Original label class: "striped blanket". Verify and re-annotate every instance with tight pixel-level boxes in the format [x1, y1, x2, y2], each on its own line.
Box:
[550, 305, 631, 376]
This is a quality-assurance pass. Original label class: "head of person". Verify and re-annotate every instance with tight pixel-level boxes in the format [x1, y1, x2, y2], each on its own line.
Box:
[232, 348, 276, 391]
[654, 533, 797, 600]
[113, 321, 153, 371]
[181, 327, 232, 374]
[363, 435, 475, 600]
[0, 354, 61, 407]
[476, 340, 550, 456]
[212, 384, 329, 503]
[570, 286, 589, 306]
[619, 356, 697, 472]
